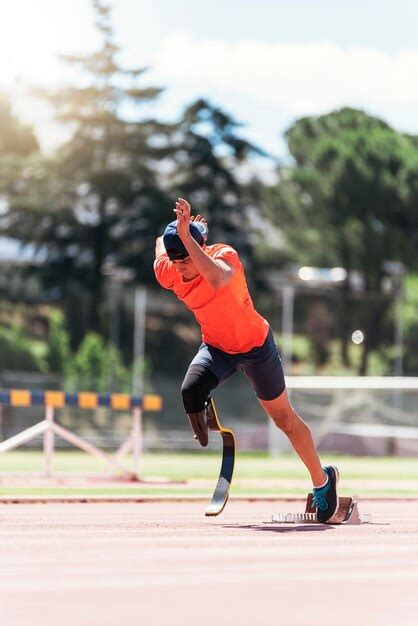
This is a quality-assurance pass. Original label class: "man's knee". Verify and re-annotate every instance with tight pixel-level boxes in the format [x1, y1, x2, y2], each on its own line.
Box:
[181, 365, 218, 413]
[181, 377, 202, 412]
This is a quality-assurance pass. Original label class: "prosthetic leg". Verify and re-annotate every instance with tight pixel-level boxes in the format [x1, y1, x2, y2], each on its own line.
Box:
[205, 397, 236, 516]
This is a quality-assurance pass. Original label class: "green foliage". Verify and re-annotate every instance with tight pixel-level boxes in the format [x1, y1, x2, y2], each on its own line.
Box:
[47, 309, 72, 377]
[265, 107, 418, 374]
[0, 95, 38, 157]
[47, 308, 132, 392]
[170, 99, 266, 271]
[0, 4, 269, 353]
[67, 332, 130, 393]
[271, 107, 418, 275]
[1, 1, 171, 341]
[0, 94, 40, 209]
[0, 306, 131, 391]
[0, 324, 46, 372]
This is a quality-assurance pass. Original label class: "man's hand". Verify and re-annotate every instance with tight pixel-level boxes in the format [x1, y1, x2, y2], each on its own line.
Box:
[174, 197, 208, 242]
[173, 198, 192, 242]
[190, 214, 208, 227]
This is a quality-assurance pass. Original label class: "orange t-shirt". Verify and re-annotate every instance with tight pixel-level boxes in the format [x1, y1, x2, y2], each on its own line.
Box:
[154, 243, 269, 353]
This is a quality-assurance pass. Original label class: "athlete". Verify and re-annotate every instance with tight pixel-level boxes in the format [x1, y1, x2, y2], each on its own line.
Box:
[154, 197, 339, 522]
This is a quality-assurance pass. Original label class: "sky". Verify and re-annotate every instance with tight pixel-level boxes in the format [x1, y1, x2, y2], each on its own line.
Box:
[1, 0, 418, 163]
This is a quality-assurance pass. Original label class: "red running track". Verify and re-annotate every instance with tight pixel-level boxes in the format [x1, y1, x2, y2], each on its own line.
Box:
[0, 500, 418, 626]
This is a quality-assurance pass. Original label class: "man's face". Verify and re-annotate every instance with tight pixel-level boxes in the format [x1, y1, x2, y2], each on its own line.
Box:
[172, 256, 199, 281]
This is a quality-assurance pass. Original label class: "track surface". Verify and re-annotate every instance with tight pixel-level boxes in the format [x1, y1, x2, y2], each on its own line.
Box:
[1, 500, 418, 626]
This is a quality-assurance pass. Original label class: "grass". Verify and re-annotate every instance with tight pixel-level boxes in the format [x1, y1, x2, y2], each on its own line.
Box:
[0, 450, 417, 497]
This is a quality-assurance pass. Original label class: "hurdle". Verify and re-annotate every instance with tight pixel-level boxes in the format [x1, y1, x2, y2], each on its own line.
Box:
[0, 390, 162, 480]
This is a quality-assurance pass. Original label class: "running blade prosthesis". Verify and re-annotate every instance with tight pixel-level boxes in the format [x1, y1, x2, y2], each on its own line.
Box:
[272, 494, 372, 525]
[205, 397, 236, 517]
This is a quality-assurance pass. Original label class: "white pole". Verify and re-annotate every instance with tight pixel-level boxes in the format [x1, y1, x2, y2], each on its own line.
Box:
[44, 406, 55, 478]
[394, 278, 404, 378]
[132, 287, 147, 396]
[269, 284, 295, 457]
[0, 420, 48, 453]
[393, 277, 404, 414]
[132, 288, 146, 478]
[132, 406, 142, 478]
[52, 422, 135, 478]
[109, 277, 121, 393]
[282, 285, 295, 373]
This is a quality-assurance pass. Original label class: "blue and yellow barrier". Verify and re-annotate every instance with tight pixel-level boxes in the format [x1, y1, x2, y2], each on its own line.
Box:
[1, 390, 162, 412]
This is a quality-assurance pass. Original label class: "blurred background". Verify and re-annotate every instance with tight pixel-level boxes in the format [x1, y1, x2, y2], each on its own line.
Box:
[0, 0, 418, 463]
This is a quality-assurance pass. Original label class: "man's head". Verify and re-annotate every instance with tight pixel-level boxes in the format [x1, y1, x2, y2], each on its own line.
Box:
[163, 220, 207, 261]
[163, 220, 208, 281]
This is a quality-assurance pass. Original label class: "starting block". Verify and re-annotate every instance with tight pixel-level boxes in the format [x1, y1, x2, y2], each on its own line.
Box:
[272, 494, 372, 525]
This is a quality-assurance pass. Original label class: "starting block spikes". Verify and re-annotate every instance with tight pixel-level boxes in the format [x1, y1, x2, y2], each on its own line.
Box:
[272, 495, 372, 525]
[273, 512, 317, 524]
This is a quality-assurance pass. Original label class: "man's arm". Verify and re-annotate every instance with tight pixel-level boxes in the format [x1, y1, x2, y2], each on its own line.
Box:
[155, 236, 166, 258]
[174, 198, 234, 289]
[182, 234, 234, 289]
[154, 236, 176, 289]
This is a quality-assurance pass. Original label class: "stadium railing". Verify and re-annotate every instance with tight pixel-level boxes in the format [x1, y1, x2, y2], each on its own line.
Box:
[269, 376, 418, 456]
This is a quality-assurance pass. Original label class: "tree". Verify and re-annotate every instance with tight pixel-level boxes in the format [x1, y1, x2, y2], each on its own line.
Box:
[0, 94, 39, 198]
[169, 99, 267, 276]
[47, 309, 72, 378]
[70, 332, 129, 393]
[265, 108, 418, 373]
[0, 95, 38, 158]
[2, 1, 171, 342]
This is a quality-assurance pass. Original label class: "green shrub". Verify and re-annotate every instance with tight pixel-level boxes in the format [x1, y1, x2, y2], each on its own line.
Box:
[66, 333, 130, 393]
[47, 309, 72, 377]
[0, 324, 45, 372]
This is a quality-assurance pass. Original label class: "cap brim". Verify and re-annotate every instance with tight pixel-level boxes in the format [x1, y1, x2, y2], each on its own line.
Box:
[167, 250, 189, 261]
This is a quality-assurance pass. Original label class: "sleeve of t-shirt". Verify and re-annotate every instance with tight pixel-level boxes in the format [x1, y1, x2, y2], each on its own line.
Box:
[153, 253, 176, 290]
[212, 245, 242, 272]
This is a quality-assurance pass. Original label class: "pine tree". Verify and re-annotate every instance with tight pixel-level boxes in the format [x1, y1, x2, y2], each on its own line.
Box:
[3, 1, 171, 341]
[170, 98, 266, 272]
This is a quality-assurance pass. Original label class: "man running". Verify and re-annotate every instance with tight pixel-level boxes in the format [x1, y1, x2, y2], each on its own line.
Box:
[154, 197, 339, 522]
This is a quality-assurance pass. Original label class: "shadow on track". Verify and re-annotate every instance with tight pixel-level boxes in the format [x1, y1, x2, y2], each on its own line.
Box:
[221, 523, 335, 534]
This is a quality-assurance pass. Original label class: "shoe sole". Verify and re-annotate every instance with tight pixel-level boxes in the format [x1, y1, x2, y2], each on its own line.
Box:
[327, 465, 340, 520]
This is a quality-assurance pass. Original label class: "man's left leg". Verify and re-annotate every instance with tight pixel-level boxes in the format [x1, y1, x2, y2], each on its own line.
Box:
[260, 390, 326, 485]
[260, 390, 339, 522]
[240, 328, 338, 522]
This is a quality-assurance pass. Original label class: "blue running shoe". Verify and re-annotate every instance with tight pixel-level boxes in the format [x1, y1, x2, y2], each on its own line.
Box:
[312, 466, 339, 523]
